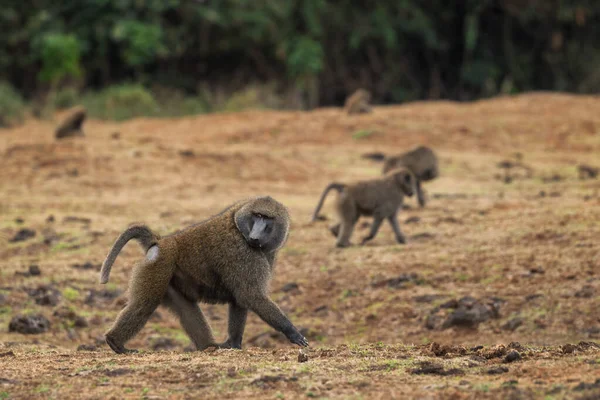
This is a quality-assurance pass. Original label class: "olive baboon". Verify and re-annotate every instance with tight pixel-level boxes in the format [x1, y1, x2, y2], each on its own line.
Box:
[365, 146, 439, 207]
[344, 89, 371, 115]
[311, 168, 415, 247]
[55, 106, 86, 139]
[100, 196, 308, 354]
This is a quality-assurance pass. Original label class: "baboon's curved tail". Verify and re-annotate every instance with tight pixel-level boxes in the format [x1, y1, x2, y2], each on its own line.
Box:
[100, 224, 160, 284]
[361, 152, 386, 161]
[311, 183, 346, 222]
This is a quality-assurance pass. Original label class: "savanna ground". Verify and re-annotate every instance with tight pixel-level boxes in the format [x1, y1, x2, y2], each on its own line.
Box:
[0, 93, 599, 399]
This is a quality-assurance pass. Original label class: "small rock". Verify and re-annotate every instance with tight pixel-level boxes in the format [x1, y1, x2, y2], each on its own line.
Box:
[298, 350, 309, 363]
[9, 228, 36, 243]
[27, 285, 60, 306]
[561, 344, 576, 354]
[72, 262, 98, 270]
[15, 217, 24, 224]
[574, 285, 595, 298]
[111, 132, 121, 140]
[501, 317, 523, 332]
[487, 366, 509, 375]
[281, 282, 299, 293]
[46, 215, 55, 223]
[9, 314, 50, 334]
[77, 344, 97, 352]
[504, 350, 521, 363]
[179, 149, 195, 158]
[405, 216, 421, 224]
[573, 379, 600, 391]
[28, 265, 41, 276]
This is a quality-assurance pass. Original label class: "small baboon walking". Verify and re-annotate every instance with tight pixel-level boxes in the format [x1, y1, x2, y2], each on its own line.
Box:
[311, 168, 415, 247]
[344, 89, 372, 115]
[100, 196, 308, 354]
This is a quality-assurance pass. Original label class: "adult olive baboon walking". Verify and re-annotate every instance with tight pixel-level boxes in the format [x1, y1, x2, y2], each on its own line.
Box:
[100, 196, 308, 354]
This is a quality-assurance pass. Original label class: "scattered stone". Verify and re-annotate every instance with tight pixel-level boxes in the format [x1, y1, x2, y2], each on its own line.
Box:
[361, 152, 386, 161]
[111, 132, 121, 140]
[427, 342, 467, 357]
[0, 350, 16, 358]
[281, 282, 299, 293]
[77, 344, 98, 352]
[84, 288, 122, 306]
[426, 296, 503, 330]
[561, 344, 576, 354]
[405, 216, 421, 224]
[53, 306, 88, 328]
[410, 361, 464, 376]
[298, 350, 309, 363]
[27, 285, 60, 306]
[72, 262, 99, 270]
[470, 345, 484, 352]
[413, 294, 445, 303]
[14, 217, 24, 224]
[179, 149, 195, 158]
[46, 215, 55, 223]
[372, 273, 419, 289]
[9, 228, 36, 243]
[502, 317, 523, 331]
[575, 285, 595, 298]
[504, 350, 521, 363]
[573, 379, 600, 391]
[483, 344, 508, 359]
[8, 314, 50, 334]
[525, 293, 543, 301]
[28, 265, 41, 276]
[55, 106, 86, 139]
[487, 366, 509, 375]
[151, 337, 178, 351]
[104, 368, 132, 377]
[63, 216, 92, 224]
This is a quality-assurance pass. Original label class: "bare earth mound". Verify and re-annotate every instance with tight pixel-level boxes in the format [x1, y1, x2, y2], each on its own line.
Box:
[1, 93, 599, 399]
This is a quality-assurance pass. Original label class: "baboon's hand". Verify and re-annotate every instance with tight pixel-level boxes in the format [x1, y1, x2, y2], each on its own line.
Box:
[286, 329, 309, 347]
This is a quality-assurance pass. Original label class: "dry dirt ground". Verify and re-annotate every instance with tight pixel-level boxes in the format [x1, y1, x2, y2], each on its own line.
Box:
[0, 93, 599, 399]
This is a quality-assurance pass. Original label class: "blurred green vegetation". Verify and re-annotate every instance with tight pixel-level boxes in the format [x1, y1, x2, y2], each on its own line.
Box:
[0, 1, 598, 121]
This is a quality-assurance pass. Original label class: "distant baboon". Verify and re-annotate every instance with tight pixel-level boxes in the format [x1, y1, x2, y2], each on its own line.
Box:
[55, 107, 86, 139]
[311, 168, 415, 247]
[344, 89, 372, 115]
[365, 146, 439, 207]
[578, 164, 598, 180]
[100, 196, 308, 354]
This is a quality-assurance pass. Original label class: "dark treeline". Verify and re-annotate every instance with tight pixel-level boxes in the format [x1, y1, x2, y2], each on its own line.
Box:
[1, 0, 599, 109]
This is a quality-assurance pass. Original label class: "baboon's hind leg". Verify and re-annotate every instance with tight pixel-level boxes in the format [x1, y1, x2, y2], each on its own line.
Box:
[163, 286, 217, 350]
[105, 254, 174, 354]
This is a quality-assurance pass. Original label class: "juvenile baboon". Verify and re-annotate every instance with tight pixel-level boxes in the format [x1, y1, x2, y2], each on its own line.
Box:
[100, 196, 308, 354]
[311, 168, 415, 247]
[367, 146, 439, 207]
[344, 89, 372, 115]
[578, 164, 598, 180]
[55, 106, 86, 139]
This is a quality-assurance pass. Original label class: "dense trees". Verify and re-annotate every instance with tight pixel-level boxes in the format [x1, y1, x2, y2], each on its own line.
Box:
[1, 0, 598, 109]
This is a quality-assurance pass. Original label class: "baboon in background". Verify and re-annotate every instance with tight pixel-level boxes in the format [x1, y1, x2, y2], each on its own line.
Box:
[578, 164, 598, 180]
[55, 106, 86, 139]
[344, 89, 372, 115]
[311, 168, 416, 247]
[364, 146, 439, 207]
[100, 196, 308, 354]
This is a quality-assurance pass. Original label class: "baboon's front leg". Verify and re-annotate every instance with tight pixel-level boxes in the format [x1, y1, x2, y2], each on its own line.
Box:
[218, 302, 248, 349]
[360, 217, 383, 245]
[416, 179, 426, 207]
[387, 213, 407, 244]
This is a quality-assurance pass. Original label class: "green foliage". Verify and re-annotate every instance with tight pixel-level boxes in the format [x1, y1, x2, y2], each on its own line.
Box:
[36, 33, 82, 85]
[82, 84, 159, 121]
[0, 82, 25, 127]
[0, 1, 600, 107]
[52, 87, 80, 110]
[62, 287, 79, 302]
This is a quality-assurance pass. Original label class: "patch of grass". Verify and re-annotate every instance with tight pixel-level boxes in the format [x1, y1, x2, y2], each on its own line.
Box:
[62, 287, 79, 301]
[0, 392, 8, 400]
[352, 130, 375, 140]
[35, 385, 50, 393]
[0, 81, 25, 127]
[82, 84, 159, 121]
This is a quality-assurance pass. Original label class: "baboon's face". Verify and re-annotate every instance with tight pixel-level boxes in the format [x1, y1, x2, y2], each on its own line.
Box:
[235, 198, 290, 252]
[395, 171, 415, 197]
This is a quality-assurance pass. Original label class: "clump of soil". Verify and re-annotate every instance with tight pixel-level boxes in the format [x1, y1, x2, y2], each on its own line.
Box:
[8, 314, 50, 334]
[410, 361, 464, 376]
[26, 285, 61, 306]
[9, 228, 36, 242]
[425, 296, 503, 330]
[53, 306, 88, 328]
